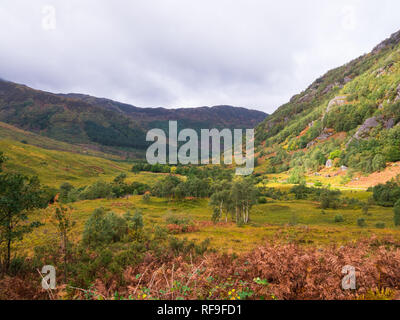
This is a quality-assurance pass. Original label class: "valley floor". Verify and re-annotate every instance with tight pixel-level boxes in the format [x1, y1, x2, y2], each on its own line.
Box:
[18, 194, 400, 256]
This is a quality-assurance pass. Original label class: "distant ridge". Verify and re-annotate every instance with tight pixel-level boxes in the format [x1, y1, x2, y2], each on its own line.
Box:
[56, 92, 267, 128]
[0, 79, 267, 158]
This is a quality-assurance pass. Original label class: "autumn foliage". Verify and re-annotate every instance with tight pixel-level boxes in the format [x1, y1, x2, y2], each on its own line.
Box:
[3, 237, 399, 300]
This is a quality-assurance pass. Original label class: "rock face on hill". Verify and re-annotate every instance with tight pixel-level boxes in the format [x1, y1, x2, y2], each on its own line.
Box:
[372, 30, 400, 53]
[353, 117, 380, 140]
[255, 28, 400, 175]
[326, 96, 347, 113]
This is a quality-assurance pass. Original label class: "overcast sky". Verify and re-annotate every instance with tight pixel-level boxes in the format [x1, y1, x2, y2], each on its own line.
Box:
[1, 0, 400, 113]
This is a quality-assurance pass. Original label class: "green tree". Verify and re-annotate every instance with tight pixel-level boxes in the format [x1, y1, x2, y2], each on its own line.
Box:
[209, 180, 232, 223]
[131, 164, 141, 174]
[372, 180, 400, 207]
[362, 203, 370, 216]
[0, 173, 47, 271]
[372, 154, 386, 172]
[48, 202, 76, 282]
[357, 218, 366, 227]
[383, 145, 400, 162]
[319, 189, 341, 209]
[79, 181, 113, 200]
[231, 179, 258, 224]
[0, 152, 6, 171]
[142, 193, 150, 203]
[82, 208, 127, 248]
[290, 184, 311, 200]
[329, 150, 342, 160]
[288, 167, 305, 185]
[124, 209, 144, 238]
[59, 182, 74, 203]
[394, 200, 400, 227]
[153, 175, 181, 199]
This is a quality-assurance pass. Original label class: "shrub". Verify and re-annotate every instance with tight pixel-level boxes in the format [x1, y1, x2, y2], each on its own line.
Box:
[357, 218, 366, 227]
[384, 145, 400, 162]
[288, 168, 305, 185]
[124, 210, 144, 233]
[165, 215, 196, 233]
[372, 180, 400, 207]
[329, 150, 342, 160]
[59, 182, 74, 202]
[362, 204, 370, 216]
[372, 154, 386, 172]
[394, 200, 400, 226]
[334, 215, 344, 223]
[8, 256, 29, 276]
[168, 238, 210, 256]
[130, 182, 150, 195]
[375, 222, 385, 229]
[290, 184, 312, 200]
[82, 208, 128, 247]
[319, 189, 341, 209]
[258, 197, 267, 204]
[80, 181, 113, 200]
[142, 193, 150, 203]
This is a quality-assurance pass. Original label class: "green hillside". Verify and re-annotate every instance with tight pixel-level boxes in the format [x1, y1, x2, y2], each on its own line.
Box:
[0, 81, 148, 155]
[0, 139, 133, 187]
[0, 121, 124, 160]
[255, 30, 400, 178]
[0, 80, 267, 160]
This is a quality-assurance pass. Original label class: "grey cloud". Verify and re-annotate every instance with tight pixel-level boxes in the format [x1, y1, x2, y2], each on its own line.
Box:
[0, 0, 400, 112]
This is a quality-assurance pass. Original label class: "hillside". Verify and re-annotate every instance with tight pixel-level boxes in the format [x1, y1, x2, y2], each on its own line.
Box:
[0, 138, 130, 187]
[0, 80, 267, 159]
[57, 93, 267, 129]
[0, 136, 169, 188]
[255, 30, 400, 186]
[0, 121, 123, 160]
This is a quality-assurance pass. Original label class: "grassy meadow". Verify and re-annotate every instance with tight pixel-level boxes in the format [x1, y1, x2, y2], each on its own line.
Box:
[1, 134, 400, 300]
[0, 133, 397, 256]
[17, 193, 400, 257]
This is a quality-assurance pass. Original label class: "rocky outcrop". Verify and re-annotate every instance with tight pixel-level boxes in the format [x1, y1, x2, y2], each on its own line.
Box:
[307, 141, 317, 148]
[347, 116, 397, 147]
[326, 96, 347, 113]
[322, 83, 337, 94]
[395, 84, 400, 102]
[297, 91, 316, 104]
[316, 128, 334, 141]
[372, 30, 400, 53]
[385, 118, 395, 129]
[353, 117, 380, 140]
[343, 76, 352, 84]
[306, 128, 334, 148]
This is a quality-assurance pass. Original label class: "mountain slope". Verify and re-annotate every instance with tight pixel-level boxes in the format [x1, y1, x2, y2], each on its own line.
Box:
[0, 80, 267, 158]
[255, 30, 400, 180]
[0, 80, 148, 154]
[0, 138, 130, 187]
[57, 93, 267, 129]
